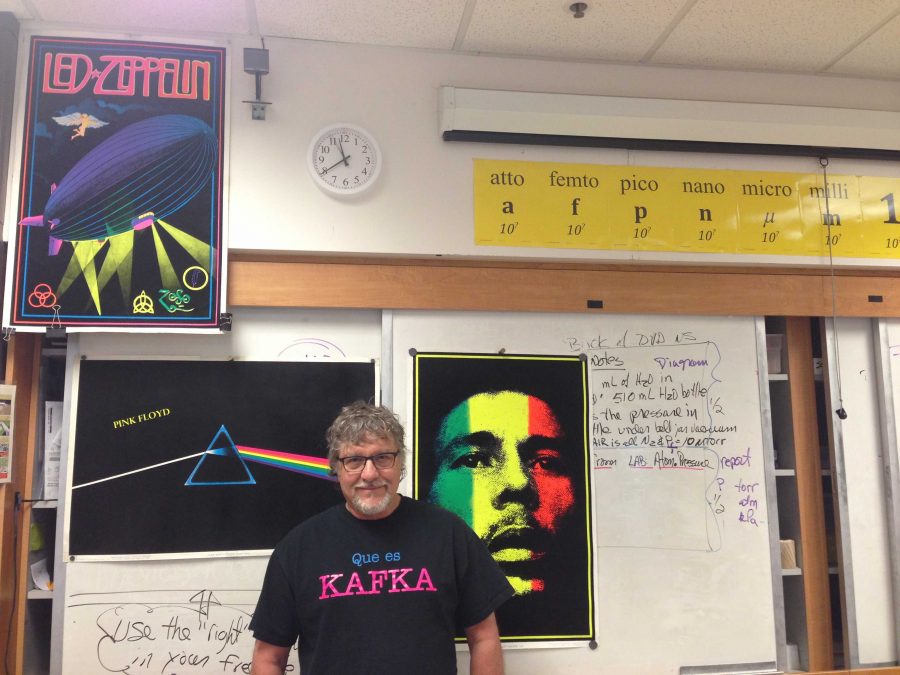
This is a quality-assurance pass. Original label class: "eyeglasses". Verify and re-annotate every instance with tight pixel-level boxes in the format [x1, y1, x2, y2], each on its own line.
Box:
[338, 451, 401, 473]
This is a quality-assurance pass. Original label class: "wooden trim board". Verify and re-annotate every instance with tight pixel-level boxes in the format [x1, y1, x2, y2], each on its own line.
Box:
[228, 256, 900, 317]
[786, 317, 833, 671]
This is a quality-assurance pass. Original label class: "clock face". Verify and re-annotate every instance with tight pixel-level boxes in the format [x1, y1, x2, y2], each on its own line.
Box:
[307, 124, 382, 195]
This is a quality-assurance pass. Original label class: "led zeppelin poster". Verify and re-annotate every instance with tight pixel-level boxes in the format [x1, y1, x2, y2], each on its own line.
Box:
[5, 36, 226, 330]
[413, 352, 594, 642]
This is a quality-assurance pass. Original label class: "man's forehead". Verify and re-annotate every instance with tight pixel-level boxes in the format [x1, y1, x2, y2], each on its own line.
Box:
[341, 433, 397, 454]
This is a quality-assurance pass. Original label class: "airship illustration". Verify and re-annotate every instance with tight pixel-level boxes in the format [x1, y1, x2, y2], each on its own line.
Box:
[20, 114, 217, 255]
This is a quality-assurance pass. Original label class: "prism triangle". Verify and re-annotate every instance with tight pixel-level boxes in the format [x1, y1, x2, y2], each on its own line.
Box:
[186, 425, 256, 486]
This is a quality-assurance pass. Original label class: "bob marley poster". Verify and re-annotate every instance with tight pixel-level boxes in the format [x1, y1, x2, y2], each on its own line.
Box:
[5, 36, 225, 330]
[413, 352, 594, 642]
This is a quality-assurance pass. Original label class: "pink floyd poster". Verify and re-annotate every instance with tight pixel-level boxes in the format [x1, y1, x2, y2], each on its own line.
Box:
[412, 352, 594, 642]
[69, 359, 375, 558]
[7, 36, 225, 330]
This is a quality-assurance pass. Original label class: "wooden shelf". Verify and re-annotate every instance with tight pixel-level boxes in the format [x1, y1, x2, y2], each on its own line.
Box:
[767, 317, 837, 673]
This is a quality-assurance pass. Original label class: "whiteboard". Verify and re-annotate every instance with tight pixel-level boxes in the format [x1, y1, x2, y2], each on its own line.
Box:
[392, 311, 775, 674]
[875, 318, 900, 663]
[57, 308, 777, 674]
[825, 318, 897, 667]
[56, 308, 382, 674]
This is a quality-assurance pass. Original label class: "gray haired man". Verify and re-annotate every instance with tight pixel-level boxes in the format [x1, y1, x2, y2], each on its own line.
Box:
[250, 402, 513, 675]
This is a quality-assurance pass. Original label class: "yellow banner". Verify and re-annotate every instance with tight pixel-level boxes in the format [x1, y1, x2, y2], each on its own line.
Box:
[473, 159, 900, 258]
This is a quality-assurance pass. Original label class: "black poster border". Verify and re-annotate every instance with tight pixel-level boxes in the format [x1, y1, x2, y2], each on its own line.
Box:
[411, 351, 595, 642]
[67, 358, 376, 558]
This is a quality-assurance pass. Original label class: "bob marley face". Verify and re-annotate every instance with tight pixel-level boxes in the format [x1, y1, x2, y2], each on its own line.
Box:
[427, 390, 575, 595]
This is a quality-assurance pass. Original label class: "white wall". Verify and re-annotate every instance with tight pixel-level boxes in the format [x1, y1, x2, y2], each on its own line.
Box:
[224, 35, 900, 266]
[827, 318, 897, 666]
[4, 27, 900, 266]
[1, 22, 898, 674]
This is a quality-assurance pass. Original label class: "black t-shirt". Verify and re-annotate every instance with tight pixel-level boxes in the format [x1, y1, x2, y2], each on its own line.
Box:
[250, 496, 514, 674]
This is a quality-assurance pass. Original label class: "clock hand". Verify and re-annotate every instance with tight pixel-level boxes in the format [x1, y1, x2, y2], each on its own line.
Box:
[338, 140, 350, 167]
[320, 155, 352, 175]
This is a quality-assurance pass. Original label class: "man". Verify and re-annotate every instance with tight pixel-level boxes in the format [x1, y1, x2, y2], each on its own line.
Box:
[250, 402, 513, 674]
[425, 390, 576, 597]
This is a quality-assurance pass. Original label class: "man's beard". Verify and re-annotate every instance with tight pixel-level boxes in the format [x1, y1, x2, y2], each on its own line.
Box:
[351, 484, 394, 516]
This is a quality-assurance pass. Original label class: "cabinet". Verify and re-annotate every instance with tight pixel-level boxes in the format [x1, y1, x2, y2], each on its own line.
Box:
[765, 317, 842, 672]
[0, 332, 66, 675]
[23, 337, 65, 675]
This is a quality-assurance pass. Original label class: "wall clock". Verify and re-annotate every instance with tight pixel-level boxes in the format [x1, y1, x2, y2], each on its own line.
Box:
[307, 123, 382, 196]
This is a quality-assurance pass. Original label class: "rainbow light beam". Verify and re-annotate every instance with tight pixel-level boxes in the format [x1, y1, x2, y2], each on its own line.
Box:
[237, 446, 334, 481]
[186, 425, 335, 486]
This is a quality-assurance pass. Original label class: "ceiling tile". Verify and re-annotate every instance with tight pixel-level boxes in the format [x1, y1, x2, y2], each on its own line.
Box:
[460, 0, 685, 61]
[28, 0, 250, 36]
[255, 0, 468, 49]
[651, 0, 900, 73]
[0, 0, 897, 82]
[828, 11, 900, 79]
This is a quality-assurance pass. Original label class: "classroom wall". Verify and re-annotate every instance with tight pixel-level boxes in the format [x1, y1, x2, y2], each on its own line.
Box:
[4, 26, 900, 267]
[222, 35, 900, 266]
[3, 19, 900, 675]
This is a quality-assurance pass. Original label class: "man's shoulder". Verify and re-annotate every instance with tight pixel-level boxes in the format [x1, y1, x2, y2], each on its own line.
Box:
[400, 496, 473, 532]
[277, 503, 345, 547]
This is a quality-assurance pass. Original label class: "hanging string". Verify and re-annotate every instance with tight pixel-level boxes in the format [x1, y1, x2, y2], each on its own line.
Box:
[821, 156, 847, 419]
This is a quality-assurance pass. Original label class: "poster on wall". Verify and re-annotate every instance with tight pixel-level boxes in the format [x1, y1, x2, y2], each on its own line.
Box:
[412, 352, 594, 642]
[67, 359, 375, 558]
[5, 36, 226, 331]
